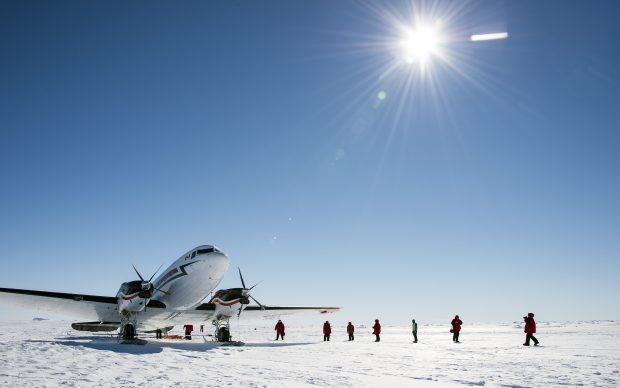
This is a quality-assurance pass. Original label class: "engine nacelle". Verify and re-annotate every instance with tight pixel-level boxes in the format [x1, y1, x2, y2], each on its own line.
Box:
[116, 280, 152, 313]
[209, 288, 249, 319]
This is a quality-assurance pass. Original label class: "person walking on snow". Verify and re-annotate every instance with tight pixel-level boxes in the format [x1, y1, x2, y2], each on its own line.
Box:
[372, 319, 381, 342]
[323, 321, 332, 341]
[412, 319, 418, 343]
[347, 322, 355, 341]
[274, 320, 285, 341]
[451, 315, 462, 343]
[523, 313, 540, 346]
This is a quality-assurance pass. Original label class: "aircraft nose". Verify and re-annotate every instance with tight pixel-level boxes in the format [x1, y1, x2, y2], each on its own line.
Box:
[206, 252, 229, 277]
[210, 251, 228, 264]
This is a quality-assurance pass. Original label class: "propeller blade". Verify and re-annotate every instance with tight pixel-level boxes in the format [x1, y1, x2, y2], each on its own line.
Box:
[238, 267, 247, 289]
[132, 264, 145, 281]
[249, 281, 262, 290]
[237, 295, 251, 318]
[238, 268, 264, 311]
[148, 264, 164, 283]
[250, 295, 265, 310]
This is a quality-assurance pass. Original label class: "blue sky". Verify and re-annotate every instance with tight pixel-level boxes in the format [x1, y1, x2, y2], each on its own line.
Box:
[1, 0, 619, 323]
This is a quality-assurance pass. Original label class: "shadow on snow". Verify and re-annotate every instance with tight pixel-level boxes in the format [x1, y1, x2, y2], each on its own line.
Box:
[25, 337, 313, 355]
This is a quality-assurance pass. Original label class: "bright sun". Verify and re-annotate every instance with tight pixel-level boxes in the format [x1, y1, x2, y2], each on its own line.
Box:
[401, 25, 440, 68]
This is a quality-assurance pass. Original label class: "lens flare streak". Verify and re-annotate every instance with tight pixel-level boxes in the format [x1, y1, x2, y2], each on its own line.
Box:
[471, 32, 509, 41]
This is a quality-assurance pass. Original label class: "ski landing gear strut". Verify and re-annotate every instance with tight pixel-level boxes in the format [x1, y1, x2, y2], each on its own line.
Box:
[119, 311, 147, 345]
[213, 316, 231, 342]
[212, 316, 244, 345]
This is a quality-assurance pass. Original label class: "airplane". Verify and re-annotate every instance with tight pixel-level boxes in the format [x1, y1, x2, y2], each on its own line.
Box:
[0, 245, 339, 343]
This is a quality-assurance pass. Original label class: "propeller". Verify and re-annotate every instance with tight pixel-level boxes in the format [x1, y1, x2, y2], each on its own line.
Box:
[238, 267, 261, 292]
[132, 264, 171, 297]
[237, 267, 265, 317]
[238, 267, 246, 288]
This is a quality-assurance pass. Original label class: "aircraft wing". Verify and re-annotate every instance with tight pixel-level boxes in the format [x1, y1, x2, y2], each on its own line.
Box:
[241, 305, 340, 317]
[0, 287, 207, 331]
[136, 304, 339, 329]
[194, 303, 339, 318]
[0, 287, 339, 330]
[0, 287, 163, 322]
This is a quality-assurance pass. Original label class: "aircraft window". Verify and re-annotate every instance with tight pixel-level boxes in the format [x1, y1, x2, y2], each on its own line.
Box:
[196, 247, 214, 255]
[191, 251, 196, 258]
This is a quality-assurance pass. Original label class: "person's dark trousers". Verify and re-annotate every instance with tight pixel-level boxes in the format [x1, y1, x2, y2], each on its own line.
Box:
[276, 333, 284, 340]
[453, 332, 459, 342]
[524, 333, 539, 345]
[413, 332, 418, 343]
[375, 334, 380, 342]
[324, 335, 330, 341]
[348, 334, 354, 341]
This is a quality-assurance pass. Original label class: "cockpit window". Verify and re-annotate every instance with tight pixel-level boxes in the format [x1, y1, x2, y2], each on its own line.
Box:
[196, 247, 214, 255]
[191, 251, 197, 259]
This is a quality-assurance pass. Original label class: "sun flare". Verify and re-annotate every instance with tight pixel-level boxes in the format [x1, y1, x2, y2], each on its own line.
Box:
[401, 25, 440, 68]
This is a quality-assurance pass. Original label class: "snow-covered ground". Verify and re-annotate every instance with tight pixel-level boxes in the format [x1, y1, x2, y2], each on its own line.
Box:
[0, 319, 618, 387]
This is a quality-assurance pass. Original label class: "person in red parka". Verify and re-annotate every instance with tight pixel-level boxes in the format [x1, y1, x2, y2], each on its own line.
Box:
[323, 321, 332, 341]
[372, 319, 381, 342]
[451, 315, 462, 343]
[347, 322, 355, 341]
[523, 312, 539, 346]
[274, 319, 285, 341]
[183, 324, 194, 340]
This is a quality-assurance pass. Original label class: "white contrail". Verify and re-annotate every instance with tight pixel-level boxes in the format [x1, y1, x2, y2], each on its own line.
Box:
[471, 32, 508, 41]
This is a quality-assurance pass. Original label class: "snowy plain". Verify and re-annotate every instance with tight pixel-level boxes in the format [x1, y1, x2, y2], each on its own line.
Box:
[0, 319, 618, 387]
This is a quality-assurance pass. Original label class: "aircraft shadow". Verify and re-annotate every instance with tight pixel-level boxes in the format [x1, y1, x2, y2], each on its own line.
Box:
[25, 338, 314, 355]
[239, 341, 314, 348]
